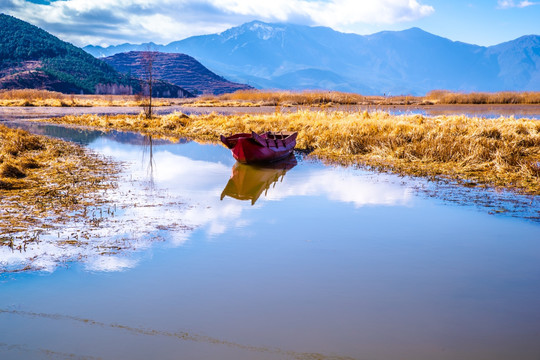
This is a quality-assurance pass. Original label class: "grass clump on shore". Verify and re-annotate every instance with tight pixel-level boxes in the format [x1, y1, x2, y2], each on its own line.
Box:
[185, 90, 418, 107]
[4, 89, 538, 108]
[0, 89, 174, 107]
[188, 90, 371, 107]
[185, 89, 540, 107]
[39, 110, 540, 195]
[0, 124, 119, 237]
[426, 90, 540, 104]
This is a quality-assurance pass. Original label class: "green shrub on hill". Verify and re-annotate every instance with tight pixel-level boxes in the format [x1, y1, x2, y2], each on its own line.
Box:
[0, 13, 131, 93]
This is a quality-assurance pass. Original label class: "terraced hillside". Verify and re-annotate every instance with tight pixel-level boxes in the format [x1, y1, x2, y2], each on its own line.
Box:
[103, 51, 252, 95]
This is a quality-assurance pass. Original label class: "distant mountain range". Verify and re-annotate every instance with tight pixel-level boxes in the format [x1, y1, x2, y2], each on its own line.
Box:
[85, 21, 540, 95]
[102, 51, 252, 95]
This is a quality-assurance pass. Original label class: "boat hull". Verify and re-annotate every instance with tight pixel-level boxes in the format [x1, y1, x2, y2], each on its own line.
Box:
[220, 131, 297, 164]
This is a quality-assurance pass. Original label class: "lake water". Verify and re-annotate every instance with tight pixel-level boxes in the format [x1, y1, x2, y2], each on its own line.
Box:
[1, 103, 539, 121]
[1, 121, 540, 360]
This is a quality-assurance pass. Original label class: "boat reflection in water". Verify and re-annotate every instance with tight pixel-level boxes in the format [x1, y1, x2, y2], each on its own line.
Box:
[220, 155, 297, 205]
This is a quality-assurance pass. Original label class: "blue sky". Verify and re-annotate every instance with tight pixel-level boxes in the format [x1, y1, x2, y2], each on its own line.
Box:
[1, 0, 539, 47]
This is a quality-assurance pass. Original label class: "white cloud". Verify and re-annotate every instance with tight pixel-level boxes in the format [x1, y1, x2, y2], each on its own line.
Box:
[305, 0, 434, 26]
[0, 131, 415, 273]
[497, 0, 538, 8]
[3, 0, 435, 46]
[265, 169, 413, 208]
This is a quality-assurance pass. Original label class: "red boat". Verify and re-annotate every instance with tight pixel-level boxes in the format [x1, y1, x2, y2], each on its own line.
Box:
[220, 131, 297, 164]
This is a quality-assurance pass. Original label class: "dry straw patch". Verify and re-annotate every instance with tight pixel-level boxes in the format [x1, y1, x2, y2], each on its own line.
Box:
[185, 90, 540, 107]
[0, 89, 173, 107]
[426, 90, 540, 104]
[0, 124, 119, 239]
[40, 110, 540, 195]
[187, 90, 374, 107]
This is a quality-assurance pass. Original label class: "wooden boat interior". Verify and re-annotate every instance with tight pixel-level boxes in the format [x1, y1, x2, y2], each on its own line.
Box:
[264, 131, 296, 140]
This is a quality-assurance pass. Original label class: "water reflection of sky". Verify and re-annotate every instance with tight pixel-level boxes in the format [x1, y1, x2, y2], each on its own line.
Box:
[0, 124, 415, 273]
[95, 137, 415, 238]
[2, 123, 540, 360]
[1, 123, 539, 273]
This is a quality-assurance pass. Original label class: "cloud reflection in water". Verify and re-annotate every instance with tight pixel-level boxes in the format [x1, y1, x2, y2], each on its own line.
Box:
[1, 137, 413, 273]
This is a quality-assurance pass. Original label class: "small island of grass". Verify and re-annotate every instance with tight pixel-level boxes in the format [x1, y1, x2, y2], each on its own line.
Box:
[0, 124, 119, 243]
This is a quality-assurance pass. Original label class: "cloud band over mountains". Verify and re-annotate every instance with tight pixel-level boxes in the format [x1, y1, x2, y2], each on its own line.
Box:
[2, 0, 435, 46]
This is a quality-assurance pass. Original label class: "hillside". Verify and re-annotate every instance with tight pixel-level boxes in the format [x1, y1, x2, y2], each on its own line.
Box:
[84, 21, 540, 95]
[102, 51, 252, 95]
[0, 14, 191, 97]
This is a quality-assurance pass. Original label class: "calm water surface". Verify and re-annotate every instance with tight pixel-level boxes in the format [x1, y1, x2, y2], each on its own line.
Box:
[1, 121, 540, 360]
[1, 103, 539, 120]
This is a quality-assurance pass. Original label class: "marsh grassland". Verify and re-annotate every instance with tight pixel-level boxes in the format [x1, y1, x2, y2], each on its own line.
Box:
[185, 90, 540, 107]
[0, 124, 118, 242]
[0, 89, 176, 107]
[3, 89, 539, 108]
[39, 110, 540, 195]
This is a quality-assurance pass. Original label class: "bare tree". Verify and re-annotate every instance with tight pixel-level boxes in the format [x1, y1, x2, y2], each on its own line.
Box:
[141, 51, 156, 119]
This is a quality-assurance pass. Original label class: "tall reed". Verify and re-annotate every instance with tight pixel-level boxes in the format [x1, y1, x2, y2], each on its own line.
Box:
[0, 89, 173, 107]
[195, 90, 370, 106]
[191, 89, 540, 106]
[426, 90, 540, 104]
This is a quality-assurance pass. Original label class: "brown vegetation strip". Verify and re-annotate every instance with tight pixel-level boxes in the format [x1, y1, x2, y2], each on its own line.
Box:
[3, 89, 539, 108]
[185, 89, 416, 107]
[0, 124, 119, 240]
[185, 89, 540, 107]
[0, 309, 354, 360]
[0, 342, 101, 360]
[0, 89, 176, 107]
[38, 110, 540, 195]
[426, 90, 540, 105]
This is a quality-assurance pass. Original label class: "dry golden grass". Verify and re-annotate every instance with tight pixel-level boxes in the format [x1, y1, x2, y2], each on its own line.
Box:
[0, 124, 119, 237]
[188, 90, 372, 107]
[184, 90, 432, 107]
[221, 90, 368, 105]
[39, 110, 540, 195]
[426, 90, 540, 104]
[3, 89, 538, 108]
[0, 89, 174, 107]
[186, 90, 540, 107]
